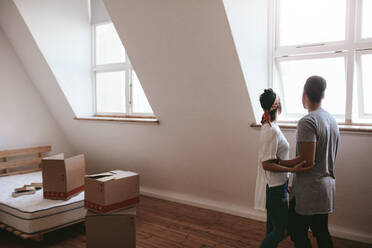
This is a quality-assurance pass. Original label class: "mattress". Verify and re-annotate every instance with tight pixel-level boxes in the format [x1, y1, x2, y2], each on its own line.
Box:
[0, 171, 86, 234]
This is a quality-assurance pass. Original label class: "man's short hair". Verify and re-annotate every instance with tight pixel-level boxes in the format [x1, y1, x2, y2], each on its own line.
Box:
[304, 75, 327, 103]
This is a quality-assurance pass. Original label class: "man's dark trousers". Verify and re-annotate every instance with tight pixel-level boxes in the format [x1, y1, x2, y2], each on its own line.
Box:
[289, 198, 334, 248]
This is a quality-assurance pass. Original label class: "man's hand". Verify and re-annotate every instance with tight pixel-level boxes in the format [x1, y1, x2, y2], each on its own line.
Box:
[291, 161, 315, 173]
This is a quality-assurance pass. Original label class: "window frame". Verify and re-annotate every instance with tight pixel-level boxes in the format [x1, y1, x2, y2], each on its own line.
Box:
[275, 52, 348, 121]
[269, 0, 372, 125]
[357, 0, 372, 42]
[92, 22, 154, 118]
[356, 50, 372, 120]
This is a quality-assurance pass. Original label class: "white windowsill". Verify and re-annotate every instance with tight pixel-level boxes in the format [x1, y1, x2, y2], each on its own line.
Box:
[74, 115, 159, 124]
[250, 122, 372, 134]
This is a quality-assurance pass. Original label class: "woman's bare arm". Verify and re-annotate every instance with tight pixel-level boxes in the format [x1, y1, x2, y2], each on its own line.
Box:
[262, 160, 312, 173]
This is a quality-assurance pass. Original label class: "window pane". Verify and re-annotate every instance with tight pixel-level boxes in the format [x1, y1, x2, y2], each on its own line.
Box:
[96, 23, 125, 65]
[279, 0, 346, 46]
[132, 71, 153, 114]
[362, 0, 372, 38]
[361, 54, 372, 114]
[96, 71, 126, 113]
[279, 57, 346, 116]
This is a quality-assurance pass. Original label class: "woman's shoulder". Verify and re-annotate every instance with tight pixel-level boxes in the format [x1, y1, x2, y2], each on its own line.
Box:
[261, 122, 281, 136]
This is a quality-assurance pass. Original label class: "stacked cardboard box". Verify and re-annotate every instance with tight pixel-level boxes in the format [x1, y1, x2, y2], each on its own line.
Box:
[86, 208, 136, 248]
[42, 154, 85, 200]
[84, 170, 139, 248]
[84, 170, 139, 214]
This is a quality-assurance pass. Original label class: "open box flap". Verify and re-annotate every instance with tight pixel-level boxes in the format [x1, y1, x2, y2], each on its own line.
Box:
[86, 170, 138, 182]
[110, 170, 138, 180]
[86, 172, 114, 179]
[42, 153, 64, 160]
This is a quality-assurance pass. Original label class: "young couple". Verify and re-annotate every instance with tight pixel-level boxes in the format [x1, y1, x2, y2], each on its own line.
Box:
[258, 76, 340, 248]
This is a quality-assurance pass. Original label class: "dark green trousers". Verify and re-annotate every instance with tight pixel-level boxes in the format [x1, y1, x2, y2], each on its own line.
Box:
[260, 182, 288, 248]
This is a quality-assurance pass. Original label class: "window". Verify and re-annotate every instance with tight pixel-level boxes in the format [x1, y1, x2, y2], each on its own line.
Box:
[270, 0, 372, 124]
[93, 22, 154, 116]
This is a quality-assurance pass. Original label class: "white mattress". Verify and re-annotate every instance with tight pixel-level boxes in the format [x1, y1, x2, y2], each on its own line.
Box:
[0, 171, 86, 234]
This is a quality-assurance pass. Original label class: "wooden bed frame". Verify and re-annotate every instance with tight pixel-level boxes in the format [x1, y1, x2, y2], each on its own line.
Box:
[0, 146, 51, 177]
[0, 219, 84, 241]
[0, 146, 84, 241]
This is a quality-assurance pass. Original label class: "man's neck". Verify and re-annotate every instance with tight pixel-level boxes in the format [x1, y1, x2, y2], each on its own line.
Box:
[307, 103, 321, 113]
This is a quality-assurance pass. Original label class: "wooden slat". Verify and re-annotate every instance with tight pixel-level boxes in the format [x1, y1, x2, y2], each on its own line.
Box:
[0, 157, 42, 170]
[0, 146, 51, 158]
[0, 218, 84, 241]
[38, 153, 43, 168]
[2, 157, 7, 174]
[0, 168, 41, 177]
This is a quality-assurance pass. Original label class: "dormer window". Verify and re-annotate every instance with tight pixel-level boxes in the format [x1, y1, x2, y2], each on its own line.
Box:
[92, 22, 154, 117]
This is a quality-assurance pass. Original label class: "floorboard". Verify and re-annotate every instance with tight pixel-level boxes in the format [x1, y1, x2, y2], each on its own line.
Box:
[0, 196, 370, 248]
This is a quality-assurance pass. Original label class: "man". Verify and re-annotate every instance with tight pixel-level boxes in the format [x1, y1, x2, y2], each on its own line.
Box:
[279, 75, 339, 248]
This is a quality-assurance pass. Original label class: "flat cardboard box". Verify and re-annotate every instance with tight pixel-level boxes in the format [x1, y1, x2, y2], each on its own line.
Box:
[86, 207, 136, 248]
[42, 153, 85, 200]
[85, 170, 139, 214]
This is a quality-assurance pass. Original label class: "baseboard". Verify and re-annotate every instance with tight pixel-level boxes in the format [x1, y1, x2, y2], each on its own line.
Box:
[140, 187, 266, 222]
[328, 225, 372, 245]
[140, 187, 372, 245]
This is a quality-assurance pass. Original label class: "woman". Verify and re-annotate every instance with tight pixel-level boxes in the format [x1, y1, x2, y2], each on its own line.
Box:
[257, 89, 312, 248]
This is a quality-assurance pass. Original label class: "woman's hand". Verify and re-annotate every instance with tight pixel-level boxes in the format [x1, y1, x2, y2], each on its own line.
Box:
[290, 161, 314, 173]
[287, 185, 292, 193]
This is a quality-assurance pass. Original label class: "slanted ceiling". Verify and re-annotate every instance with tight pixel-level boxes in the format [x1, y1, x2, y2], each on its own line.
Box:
[102, 0, 256, 121]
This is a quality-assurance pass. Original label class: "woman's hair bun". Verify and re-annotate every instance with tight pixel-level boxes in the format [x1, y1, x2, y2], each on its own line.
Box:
[260, 88, 276, 110]
[264, 88, 273, 94]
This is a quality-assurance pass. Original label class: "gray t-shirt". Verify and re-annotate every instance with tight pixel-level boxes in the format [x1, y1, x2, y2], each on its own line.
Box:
[291, 108, 339, 215]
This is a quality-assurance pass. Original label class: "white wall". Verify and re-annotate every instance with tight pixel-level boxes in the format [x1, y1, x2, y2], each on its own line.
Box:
[14, 0, 93, 116]
[0, 0, 371, 244]
[223, 0, 269, 122]
[78, 0, 260, 210]
[0, 27, 73, 155]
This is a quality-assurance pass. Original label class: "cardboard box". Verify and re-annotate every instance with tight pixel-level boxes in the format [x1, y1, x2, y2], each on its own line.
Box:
[42, 154, 85, 200]
[86, 207, 136, 248]
[85, 170, 139, 214]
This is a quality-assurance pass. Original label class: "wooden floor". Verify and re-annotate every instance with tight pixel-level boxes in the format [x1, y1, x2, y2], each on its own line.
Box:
[0, 196, 371, 248]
